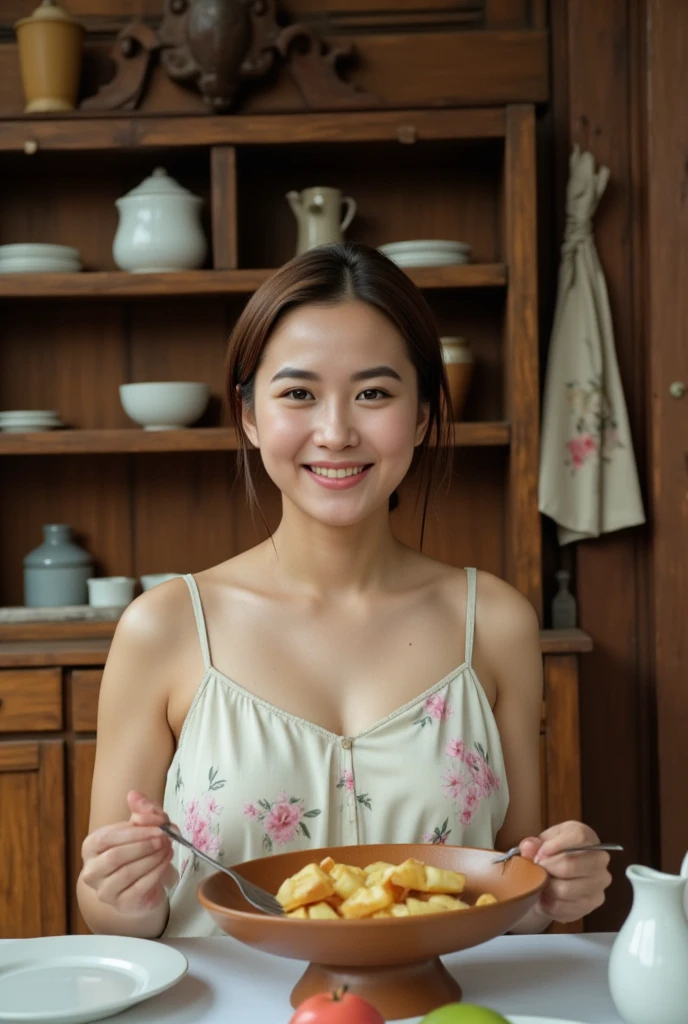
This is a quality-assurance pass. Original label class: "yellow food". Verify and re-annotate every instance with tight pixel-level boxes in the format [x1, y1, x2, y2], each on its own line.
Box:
[275, 862, 334, 912]
[275, 855, 498, 920]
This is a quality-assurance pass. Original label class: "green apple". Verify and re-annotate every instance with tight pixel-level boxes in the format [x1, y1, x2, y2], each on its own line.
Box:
[420, 1003, 510, 1024]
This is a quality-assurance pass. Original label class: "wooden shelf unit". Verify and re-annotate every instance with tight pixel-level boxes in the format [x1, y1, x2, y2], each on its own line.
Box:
[0, 104, 540, 619]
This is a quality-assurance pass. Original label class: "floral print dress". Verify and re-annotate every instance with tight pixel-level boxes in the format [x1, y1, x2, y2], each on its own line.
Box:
[162, 568, 509, 936]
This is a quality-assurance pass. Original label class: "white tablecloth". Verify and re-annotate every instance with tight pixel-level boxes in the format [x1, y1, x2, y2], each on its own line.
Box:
[120, 933, 621, 1023]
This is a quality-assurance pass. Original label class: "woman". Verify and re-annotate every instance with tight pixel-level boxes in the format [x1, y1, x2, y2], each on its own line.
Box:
[78, 242, 610, 938]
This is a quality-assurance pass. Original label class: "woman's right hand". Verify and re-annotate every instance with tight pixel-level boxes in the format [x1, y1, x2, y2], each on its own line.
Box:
[80, 790, 177, 917]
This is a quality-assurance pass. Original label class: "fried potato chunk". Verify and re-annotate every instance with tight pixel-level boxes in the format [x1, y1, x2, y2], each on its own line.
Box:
[427, 894, 470, 910]
[287, 907, 308, 919]
[329, 864, 367, 900]
[308, 901, 340, 920]
[385, 858, 427, 891]
[405, 896, 448, 916]
[339, 883, 394, 920]
[475, 892, 497, 906]
[319, 857, 336, 874]
[421, 865, 467, 894]
[276, 863, 335, 912]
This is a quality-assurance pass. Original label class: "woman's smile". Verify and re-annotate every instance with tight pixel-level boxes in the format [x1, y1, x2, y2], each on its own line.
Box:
[304, 461, 373, 489]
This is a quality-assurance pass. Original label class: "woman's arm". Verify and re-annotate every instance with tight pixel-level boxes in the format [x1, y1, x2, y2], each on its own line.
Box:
[77, 586, 182, 937]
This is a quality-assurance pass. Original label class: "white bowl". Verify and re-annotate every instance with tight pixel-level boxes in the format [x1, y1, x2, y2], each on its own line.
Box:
[87, 577, 136, 608]
[387, 253, 470, 268]
[379, 239, 471, 254]
[140, 573, 182, 591]
[119, 382, 210, 431]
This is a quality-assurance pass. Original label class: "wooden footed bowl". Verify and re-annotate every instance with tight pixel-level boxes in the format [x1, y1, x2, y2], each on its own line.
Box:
[198, 843, 547, 1021]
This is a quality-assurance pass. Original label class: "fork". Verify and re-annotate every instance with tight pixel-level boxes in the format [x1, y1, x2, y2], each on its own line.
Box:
[492, 842, 624, 865]
[160, 823, 285, 916]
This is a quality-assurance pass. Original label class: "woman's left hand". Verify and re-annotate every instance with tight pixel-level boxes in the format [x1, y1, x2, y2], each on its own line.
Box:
[519, 821, 613, 924]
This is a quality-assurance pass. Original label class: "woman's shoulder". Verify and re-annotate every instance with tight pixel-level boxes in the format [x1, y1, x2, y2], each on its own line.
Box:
[104, 575, 203, 688]
[401, 553, 538, 627]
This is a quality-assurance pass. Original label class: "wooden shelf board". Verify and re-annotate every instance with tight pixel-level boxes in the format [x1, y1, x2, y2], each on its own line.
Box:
[0, 264, 506, 299]
[0, 108, 506, 152]
[0, 628, 592, 665]
[0, 422, 510, 455]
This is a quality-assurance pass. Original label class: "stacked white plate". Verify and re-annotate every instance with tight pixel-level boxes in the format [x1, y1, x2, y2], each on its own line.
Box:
[0, 243, 82, 273]
[379, 238, 472, 268]
[0, 410, 63, 433]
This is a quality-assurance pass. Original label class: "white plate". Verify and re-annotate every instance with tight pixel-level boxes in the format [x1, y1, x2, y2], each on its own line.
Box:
[0, 935, 188, 1023]
[0, 262, 82, 274]
[508, 1017, 586, 1023]
[0, 243, 80, 259]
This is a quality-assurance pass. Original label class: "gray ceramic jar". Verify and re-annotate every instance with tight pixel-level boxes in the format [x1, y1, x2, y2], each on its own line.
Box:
[23, 523, 93, 607]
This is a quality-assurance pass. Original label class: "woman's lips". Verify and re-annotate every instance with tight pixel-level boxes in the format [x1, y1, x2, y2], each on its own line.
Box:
[304, 464, 372, 490]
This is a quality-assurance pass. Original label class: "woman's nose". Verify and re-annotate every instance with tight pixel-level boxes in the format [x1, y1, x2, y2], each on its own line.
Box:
[312, 401, 359, 449]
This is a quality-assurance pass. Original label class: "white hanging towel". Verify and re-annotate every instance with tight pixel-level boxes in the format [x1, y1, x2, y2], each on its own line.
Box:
[538, 146, 645, 545]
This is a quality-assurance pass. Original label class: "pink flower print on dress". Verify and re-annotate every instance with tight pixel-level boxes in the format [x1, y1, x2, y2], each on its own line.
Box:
[440, 767, 465, 802]
[414, 691, 454, 728]
[336, 772, 373, 811]
[439, 741, 501, 831]
[445, 738, 466, 760]
[263, 799, 304, 847]
[243, 792, 322, 853]
[181, 768, 224, 864]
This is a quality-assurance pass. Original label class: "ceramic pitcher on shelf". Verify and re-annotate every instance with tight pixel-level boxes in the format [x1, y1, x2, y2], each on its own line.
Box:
[608, 852, 688, 1024]
[286, 186, 357, 255]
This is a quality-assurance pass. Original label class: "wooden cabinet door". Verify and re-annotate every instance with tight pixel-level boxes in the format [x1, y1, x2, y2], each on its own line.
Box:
[0, 740, 66, 937]
[70, 739, 97, 934]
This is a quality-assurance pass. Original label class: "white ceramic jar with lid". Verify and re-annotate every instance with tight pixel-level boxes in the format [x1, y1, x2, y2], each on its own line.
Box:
[113, 167, 207, 272]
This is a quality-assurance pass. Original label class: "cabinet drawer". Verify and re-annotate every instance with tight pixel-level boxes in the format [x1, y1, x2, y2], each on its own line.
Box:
[0, 669, 62, 732]
[69, 670, 102, 732]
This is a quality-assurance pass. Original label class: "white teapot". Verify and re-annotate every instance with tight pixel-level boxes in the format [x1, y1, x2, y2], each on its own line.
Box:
[113, 167, 207, 273]
[608, 852, 688, 1024]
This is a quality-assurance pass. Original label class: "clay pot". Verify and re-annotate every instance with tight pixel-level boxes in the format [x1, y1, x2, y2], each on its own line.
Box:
[440, 337, 474, 420]
[14, 0, 85, 114]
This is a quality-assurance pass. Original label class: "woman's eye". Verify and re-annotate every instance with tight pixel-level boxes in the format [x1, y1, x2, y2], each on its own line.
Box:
[283, 388, 313, 401]
[358, 388, 390, 401]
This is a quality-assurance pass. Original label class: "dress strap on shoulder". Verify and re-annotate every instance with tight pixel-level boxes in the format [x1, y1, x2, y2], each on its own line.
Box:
[181, 574, 212, 673]
[464, 567, 477, 666]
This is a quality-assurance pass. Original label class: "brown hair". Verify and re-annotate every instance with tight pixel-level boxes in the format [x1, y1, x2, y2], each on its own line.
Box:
[225, 242, 452, 542]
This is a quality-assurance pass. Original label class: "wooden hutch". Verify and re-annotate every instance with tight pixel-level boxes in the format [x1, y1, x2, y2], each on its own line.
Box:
[0, 0, 590, 937]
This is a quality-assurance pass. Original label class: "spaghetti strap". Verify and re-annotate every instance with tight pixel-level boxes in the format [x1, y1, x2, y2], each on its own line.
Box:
[464, 567, 477, 666]
[182, 574, 212, 673]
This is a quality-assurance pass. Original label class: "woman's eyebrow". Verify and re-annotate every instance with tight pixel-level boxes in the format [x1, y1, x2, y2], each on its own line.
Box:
[270, 367, 319, 383]
[270, 365, 402, 384]
[350, 366, 402, 382]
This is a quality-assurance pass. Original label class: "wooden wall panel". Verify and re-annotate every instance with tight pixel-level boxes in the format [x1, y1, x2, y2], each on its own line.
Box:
[645, 0, 688, 873]
[548, 0, 654, 929]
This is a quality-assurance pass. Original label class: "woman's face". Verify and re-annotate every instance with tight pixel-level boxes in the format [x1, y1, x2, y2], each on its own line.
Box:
[242, 300, 429, 528]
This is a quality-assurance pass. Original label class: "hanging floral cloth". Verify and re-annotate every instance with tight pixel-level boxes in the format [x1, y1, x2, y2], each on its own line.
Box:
[538, 146, 645, 545]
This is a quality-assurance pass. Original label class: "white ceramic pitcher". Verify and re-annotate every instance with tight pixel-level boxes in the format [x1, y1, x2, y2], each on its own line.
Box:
[286, 186, 357, 255]
[608, 852, 688, 1024]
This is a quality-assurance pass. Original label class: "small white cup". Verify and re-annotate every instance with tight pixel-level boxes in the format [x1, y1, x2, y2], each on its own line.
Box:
[87, 576, 136, 608]
[140, 573, 181, 591]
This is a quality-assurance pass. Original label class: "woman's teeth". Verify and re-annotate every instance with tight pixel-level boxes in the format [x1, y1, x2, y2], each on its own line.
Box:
[309, 466, 367, 479]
